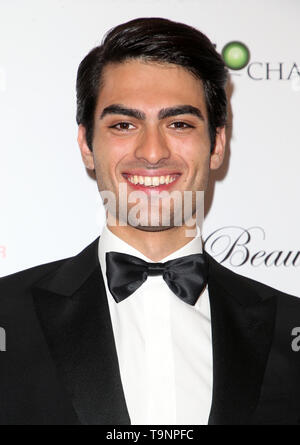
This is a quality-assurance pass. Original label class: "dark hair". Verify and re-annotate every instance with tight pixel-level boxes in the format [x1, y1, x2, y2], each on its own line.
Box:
[76, 17, 228, 152]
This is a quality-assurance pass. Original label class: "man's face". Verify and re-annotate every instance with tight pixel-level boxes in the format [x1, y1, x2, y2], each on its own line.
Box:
[78, 59, 225, 231]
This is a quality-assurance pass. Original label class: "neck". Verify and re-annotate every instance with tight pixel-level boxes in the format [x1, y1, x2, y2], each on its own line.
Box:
[107, 219, 201, 262]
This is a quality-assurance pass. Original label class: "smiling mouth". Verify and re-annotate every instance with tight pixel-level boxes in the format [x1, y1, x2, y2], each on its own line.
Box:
[122, 173, 181, 188]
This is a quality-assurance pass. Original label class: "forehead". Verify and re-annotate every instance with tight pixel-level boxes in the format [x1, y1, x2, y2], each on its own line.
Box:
[97, 59, 206, 114]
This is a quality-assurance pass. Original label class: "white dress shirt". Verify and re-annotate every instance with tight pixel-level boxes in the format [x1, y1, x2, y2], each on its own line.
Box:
[98, 224, 213, 425]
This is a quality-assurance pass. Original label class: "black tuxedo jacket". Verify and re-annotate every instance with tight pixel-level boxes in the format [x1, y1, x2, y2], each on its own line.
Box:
[0, 237, 300, 425]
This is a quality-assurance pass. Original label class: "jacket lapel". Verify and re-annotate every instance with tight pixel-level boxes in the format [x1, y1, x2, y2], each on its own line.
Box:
[31, 236, 277, 426]
[32, 238, 130, 425]
[205, 253, 277, 425]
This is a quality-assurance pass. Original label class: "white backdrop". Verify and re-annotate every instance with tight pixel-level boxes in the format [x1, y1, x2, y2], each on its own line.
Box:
[0, 0, 299, 297]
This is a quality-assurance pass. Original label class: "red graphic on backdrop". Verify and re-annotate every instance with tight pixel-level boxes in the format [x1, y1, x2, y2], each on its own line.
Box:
[0, 246, 7, 259]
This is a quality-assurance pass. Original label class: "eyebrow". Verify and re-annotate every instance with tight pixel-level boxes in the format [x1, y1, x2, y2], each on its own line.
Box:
[99, 104, 205, 121]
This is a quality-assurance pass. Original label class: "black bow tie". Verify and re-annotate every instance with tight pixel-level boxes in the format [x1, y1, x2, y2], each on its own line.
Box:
[105, 251, 209, 306]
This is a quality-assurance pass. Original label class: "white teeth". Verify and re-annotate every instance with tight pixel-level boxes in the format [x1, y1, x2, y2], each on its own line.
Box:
[126, 174, 178, 187]
[144, 177, 152, 186]
[152, 177, 160, 186]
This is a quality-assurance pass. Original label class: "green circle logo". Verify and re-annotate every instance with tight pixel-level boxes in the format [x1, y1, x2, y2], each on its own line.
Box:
[222, 41, 250, 70]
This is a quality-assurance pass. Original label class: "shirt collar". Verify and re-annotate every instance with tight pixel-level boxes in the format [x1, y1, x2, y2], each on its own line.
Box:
[98, 224, 209, 313]
[98, 223, 203, 271]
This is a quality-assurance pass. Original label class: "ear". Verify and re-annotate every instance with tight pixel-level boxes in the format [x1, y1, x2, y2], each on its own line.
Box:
[77, 124, 95, 171]
[210, 126, 226, 170]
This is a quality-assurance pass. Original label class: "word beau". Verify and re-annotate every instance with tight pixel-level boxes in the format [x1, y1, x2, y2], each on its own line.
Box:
[204, 226, 299, 268]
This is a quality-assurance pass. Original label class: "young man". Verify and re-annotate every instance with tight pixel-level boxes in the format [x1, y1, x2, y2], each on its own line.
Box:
[0, 17, 300, 426]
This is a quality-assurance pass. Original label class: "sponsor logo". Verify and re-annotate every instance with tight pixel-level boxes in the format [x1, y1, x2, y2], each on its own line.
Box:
[204, 226, 299, 267]
[222, 41, 250, 71]
[220, 40, 300, 86]
[0, 246, 7, 259]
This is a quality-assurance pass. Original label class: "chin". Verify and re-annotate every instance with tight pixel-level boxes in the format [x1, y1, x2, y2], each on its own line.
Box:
[130, 224, 174, 233]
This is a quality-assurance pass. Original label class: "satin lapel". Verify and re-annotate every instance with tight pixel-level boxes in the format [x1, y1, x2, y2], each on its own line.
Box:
[32, 238, 131, 425]
[205, 253, 277, 425]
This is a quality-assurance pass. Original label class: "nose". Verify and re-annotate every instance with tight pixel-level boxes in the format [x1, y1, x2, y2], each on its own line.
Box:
[134, 125, 171, 164]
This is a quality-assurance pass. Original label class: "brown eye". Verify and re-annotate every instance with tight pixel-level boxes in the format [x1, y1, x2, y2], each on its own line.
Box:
[170, 122, 194, 129]
[109, 122, 135, 131]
